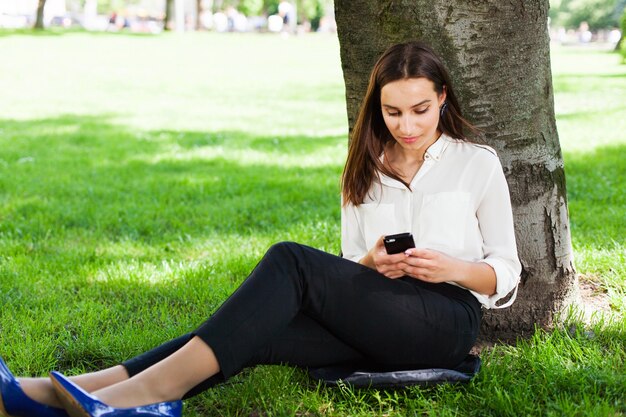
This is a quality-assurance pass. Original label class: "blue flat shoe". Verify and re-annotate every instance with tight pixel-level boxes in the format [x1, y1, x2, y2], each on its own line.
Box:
[49, 371, 182, 417]
[0, 356, 68, 417]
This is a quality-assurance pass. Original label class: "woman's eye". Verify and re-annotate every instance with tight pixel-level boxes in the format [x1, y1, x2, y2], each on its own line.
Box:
[415, 107, 429, 114]
[387, 112, 400, 117]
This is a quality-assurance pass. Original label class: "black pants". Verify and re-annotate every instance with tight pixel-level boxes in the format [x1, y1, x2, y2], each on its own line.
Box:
[122, 242, 481, 399]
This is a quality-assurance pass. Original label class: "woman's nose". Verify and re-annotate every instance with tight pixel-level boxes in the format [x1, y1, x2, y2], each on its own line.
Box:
[398, 115, 414, 135]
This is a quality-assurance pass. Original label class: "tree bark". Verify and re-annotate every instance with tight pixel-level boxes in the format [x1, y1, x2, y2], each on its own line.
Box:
[334, 0, 577, 341]
[34, 0, 47, 30]
[197, 0, 203, 30]
[164, 0, 174, 31]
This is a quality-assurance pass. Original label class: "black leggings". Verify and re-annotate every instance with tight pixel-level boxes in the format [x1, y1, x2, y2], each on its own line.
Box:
[122, 242, 481, 399]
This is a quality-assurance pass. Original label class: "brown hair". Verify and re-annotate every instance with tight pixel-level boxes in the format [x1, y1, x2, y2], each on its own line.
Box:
[341, 41, 479, 206]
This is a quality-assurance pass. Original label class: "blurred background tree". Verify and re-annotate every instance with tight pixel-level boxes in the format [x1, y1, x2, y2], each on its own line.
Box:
[621, 5, 626, 49]
[549, 0, 625, 30]
[34, 0, 47, 28]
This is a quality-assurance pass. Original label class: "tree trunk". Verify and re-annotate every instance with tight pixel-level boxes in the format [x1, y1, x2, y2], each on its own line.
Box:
[196, 0, 203, 30]
[164, 0, 174, 31]
[34, 0, 47, 30]
[334, 0, 577, 341]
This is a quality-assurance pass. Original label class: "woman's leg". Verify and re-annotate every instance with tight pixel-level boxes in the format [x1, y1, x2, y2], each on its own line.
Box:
[175, 311, 368, 399]
[123, 313, 366, 400]
[76, 312, 367, 407]
[16, 311, 365, 407]
[69, 242, 479, 408]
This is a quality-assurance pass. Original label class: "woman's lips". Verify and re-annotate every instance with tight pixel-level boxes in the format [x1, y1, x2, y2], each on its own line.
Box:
[400, 136, 418, 144]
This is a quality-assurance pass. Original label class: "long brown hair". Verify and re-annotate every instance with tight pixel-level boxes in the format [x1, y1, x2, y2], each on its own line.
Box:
[341, 41, 478, 206]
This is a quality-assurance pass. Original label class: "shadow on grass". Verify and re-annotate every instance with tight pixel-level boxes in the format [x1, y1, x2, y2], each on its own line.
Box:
[0, 114, 344, 244]
[564, 142, 626, 247]
[552, 61, 625, 93]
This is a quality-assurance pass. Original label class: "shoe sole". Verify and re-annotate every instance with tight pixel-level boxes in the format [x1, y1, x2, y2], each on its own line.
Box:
[49, 375, 90, 417]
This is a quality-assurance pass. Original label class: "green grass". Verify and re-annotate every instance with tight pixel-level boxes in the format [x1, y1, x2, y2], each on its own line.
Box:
[552, 45, 626, 313]
[0, 32, 624, 416]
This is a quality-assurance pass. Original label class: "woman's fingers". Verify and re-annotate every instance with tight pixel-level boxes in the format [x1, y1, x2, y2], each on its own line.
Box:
[401, 249, 455, 282]
[374, 253, 409, 279]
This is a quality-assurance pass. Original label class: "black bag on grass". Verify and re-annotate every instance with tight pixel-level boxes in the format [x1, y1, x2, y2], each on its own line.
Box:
[308, 354, 481, 389]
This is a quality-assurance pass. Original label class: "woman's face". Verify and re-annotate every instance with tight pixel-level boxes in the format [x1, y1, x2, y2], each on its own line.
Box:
[380, 77, 446, 155]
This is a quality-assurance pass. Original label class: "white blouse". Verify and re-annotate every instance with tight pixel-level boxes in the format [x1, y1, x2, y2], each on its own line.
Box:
[341, 134, 521, 309]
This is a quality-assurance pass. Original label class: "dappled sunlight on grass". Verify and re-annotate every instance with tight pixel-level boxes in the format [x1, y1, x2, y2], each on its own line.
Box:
[562, 142, 625, 317]
[551, 44, 626, 319]
[135, 140, 346, 168]
[92, 258, 198, 285]
[551, 45, 626, 153]
[0, 115, 343, 245]
[565, 143, 626, 244]
[123, 128, 348, 169]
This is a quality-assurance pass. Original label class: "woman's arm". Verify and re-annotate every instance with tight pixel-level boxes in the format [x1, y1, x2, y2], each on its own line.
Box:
[471, 157, 521, 304]
[340, 200, 368, 263]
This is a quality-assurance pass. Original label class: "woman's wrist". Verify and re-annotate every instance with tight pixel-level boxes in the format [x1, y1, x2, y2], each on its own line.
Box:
[359, 252, 375, 269]
[452, 261, 496, 296]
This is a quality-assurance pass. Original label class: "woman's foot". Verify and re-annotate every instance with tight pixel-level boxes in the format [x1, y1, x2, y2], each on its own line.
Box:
[1, 356, 129, 417]
[0, 357, 67, 417]
[49, 372, 182, 417]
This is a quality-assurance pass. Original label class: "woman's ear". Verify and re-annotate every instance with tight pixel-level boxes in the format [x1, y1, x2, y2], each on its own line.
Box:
[439, 85, 447, 105]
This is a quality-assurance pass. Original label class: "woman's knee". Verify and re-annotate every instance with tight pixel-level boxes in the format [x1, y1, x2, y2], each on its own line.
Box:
[266, 241, 302, 258]
[263, 241, 314, 277]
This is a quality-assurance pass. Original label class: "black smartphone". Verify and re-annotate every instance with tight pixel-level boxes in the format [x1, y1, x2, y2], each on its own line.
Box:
[383, 232, 416, 254]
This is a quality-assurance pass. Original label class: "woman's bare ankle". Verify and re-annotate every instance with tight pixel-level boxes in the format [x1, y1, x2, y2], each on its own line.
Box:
[69, 365, 129, 392]
[93, 378, 175, 409]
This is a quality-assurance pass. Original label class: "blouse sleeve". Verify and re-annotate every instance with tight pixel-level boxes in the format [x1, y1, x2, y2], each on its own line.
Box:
[471, 158, 522, 309]
[341, 200, 368, 263]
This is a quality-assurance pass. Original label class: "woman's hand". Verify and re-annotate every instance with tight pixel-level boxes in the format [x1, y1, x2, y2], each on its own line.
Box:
[402, 248, 497, 295]
[359, 237, 410, 279]
[400, 248, 465, 283]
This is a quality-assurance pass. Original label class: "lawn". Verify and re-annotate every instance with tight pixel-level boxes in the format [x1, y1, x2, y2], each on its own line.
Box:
[0, 31, 624, 416]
